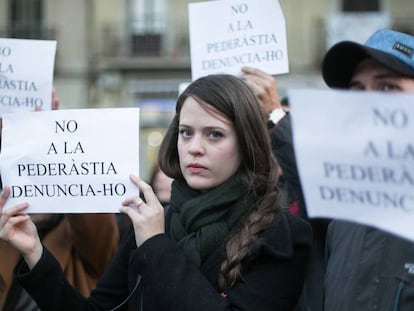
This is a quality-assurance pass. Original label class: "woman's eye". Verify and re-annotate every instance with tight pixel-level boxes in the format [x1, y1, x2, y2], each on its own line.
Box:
[208, 131, 223, 139]
[179, 129, 192, 138]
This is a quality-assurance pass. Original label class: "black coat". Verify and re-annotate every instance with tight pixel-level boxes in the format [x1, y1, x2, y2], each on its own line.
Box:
[15, 211, 312, 311]
[325, 220, 414, 311]
[268, 114, 330, 311]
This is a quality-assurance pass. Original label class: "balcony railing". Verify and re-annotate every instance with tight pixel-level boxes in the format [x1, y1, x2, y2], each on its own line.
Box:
[97, 19, 190, 58]
[0, 25, 56, 40]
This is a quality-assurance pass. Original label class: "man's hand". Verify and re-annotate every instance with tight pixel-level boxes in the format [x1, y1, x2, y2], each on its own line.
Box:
[240, 66, 282, 117]
[51, 87, 60, 110]
[35, 87, 60, 111]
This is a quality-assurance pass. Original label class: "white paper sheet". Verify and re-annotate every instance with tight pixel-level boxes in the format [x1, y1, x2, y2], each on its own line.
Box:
[289, 89, 414, 241]
[0, 108, 140, 213]
[188, 0, 288, 81]
[0, 38, 56, 114]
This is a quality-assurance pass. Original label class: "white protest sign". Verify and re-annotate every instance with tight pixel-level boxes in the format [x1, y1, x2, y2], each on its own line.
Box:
[288, 89, 414, 241]
[188, 0, 288, 81]
[0, 108, 140, 213]
[0, 38, 56, 114]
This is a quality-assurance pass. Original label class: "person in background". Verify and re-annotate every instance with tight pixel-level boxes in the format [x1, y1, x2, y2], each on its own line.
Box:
[241, 66, 329, 311]
[321, 28, 414, 311]
[244, 28, 414, 311]
[0, 89, 119, 311]
[148, 163, 173, 208]
[0, 74, 312, 310]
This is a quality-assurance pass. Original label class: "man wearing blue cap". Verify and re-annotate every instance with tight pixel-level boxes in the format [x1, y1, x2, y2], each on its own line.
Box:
[322, 29, 414, 311]
[242, 28, 414, 311]
[323, 29, 414, 90]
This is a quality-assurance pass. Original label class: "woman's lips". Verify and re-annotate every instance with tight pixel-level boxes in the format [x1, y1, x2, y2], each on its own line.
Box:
[187, 163, 207, 173]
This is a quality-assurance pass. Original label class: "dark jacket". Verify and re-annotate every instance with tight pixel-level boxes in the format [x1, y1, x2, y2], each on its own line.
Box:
[325, 220, 414, 311]
[269, 114, 329, 311]
[15, 211, 312, 311]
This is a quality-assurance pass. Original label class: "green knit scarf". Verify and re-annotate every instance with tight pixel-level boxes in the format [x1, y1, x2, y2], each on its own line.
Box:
[169, 173, 250, 267]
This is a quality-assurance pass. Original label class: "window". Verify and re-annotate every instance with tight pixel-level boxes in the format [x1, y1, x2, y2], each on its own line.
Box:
[130, 0, 167, 55]
[9, 0, 43, 39]
[132, 0, 167, 34]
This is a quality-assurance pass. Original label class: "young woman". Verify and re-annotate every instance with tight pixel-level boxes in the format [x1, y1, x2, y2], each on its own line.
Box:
[0, 74, 312, 310]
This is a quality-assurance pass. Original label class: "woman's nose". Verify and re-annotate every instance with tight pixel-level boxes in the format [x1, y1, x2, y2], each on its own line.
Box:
[188, 135, 204, 155]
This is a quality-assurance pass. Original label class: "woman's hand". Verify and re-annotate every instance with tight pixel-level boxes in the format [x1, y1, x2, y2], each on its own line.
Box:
[0, 187, 43, 268]
[120, 175, 165, 248]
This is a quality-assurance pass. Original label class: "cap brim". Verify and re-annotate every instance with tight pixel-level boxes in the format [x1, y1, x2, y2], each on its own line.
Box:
[322, 41, 414, 88]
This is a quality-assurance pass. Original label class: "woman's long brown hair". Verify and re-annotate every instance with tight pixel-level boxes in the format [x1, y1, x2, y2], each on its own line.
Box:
[159, 74, 281, 291]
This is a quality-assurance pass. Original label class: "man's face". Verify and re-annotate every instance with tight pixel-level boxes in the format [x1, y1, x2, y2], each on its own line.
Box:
[349, 58, 414, 92]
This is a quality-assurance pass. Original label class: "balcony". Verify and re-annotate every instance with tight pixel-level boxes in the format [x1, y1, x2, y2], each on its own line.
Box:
[0, 25, 56, 40]
[94, 19, 190, 73]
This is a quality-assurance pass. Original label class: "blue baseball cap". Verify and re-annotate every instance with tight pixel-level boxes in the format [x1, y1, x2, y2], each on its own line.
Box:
[322, 29, 414, 88]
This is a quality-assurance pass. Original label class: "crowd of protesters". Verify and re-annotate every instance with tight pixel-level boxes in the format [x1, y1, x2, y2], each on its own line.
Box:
[1, 28, 414, 311]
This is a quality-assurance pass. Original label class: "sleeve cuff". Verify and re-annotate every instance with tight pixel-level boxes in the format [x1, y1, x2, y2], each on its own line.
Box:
[268, 109, 286, 128]
[14, 246, 62, 285]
